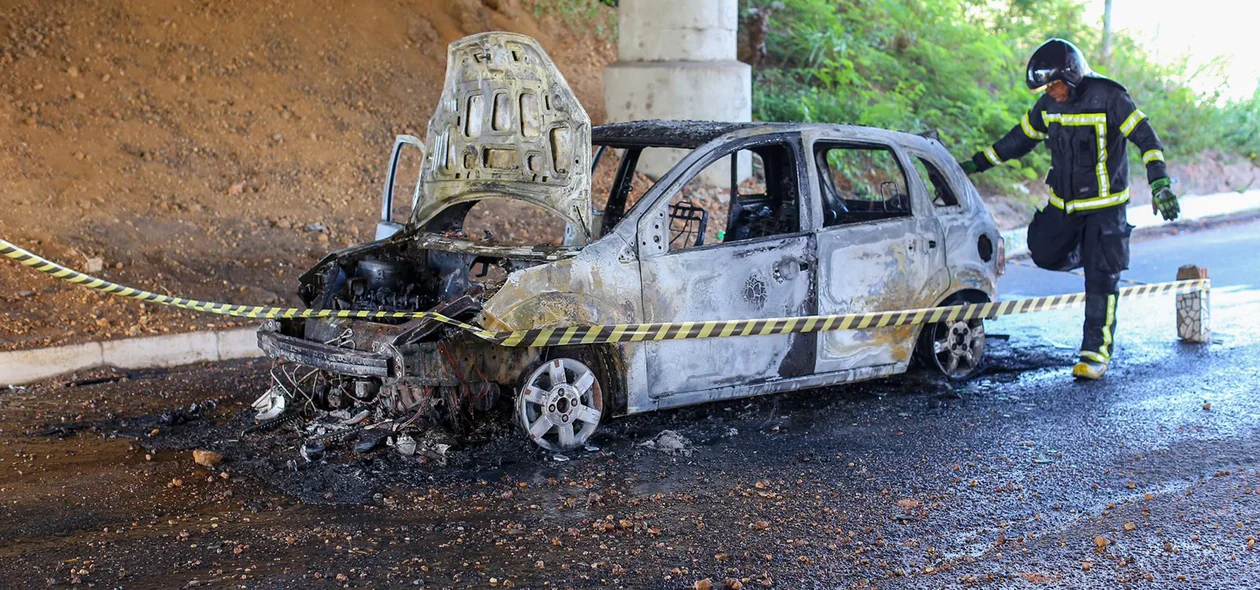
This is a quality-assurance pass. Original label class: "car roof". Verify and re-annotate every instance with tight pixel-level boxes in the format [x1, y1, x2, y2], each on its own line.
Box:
[593, 120, 945, 154]
[593, 120, 798, 149]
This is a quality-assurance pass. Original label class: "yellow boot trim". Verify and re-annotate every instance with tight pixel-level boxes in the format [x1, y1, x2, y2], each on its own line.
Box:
[1073, 359, 1108, 380]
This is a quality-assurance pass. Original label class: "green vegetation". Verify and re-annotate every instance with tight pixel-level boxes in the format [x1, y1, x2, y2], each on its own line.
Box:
[528, 0, 617, 39]
[749, 0, 1260, 193]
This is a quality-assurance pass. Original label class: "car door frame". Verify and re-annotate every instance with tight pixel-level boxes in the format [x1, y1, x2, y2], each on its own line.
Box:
[801, 127, 952, 375]
[900, 142, 1002, 299]
[632, 131, 820, 401]
[376, 134, 426, 240]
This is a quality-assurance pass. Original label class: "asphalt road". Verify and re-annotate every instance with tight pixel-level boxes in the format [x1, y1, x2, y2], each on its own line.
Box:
[1, 220, 1258, 588]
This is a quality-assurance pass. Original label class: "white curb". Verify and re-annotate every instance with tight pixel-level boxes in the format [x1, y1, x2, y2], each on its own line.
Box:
[1001, 189, 1260, 259]
[1, 327, 262, 386]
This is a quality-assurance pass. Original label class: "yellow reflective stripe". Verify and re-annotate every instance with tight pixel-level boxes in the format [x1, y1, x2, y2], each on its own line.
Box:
[1094, 121, 1109, 197]
[1043, 111, 1113, 201]
[1042, 112, 1106, 125]
[983, 146, 1002, 166]
[1021, 112, 1047, 140]
[1043, 112, 1112, 201]
[1066, 189, 1130, 213]
[1048, 189, 1065, 210]
[1050, 188, 1131, 213]
[1080, 350, 1108, 364]
[1120, 109, 1146, 136]
[1099, 294, 1116, 359]
[1142, 149, 1165, 165]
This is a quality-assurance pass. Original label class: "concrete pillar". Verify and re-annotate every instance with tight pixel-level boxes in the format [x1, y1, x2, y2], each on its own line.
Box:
[603, 0, 751, 182]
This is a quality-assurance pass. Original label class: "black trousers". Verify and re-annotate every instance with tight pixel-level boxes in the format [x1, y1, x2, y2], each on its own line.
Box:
[1027, 204, 1134, 362]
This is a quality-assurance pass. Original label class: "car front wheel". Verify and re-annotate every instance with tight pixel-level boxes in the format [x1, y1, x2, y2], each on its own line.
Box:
[516, 357, 604, 452]
[916, 311, 985, 381]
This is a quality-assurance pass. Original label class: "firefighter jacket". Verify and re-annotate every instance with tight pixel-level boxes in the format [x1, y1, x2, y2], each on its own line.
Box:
[969, 76, 1169, 214]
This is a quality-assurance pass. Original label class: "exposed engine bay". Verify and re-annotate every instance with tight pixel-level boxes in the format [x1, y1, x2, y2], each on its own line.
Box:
[253, 231, 573, 457]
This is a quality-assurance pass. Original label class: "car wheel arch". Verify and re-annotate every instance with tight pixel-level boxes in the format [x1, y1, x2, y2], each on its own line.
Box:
[912, 288, 991, 347]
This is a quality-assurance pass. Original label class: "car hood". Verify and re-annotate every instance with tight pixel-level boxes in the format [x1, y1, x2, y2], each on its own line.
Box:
[412, 32, 594, 245]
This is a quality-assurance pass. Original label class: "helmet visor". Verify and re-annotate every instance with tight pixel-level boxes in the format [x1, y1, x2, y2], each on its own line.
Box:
[1027, 67, 1058, 89]
[1025, 38, 1088, 90]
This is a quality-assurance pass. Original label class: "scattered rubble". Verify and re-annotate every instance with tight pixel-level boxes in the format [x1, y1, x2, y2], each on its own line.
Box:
[640, 430, 694, 457]
[415, 430, 455, 466]
[300, 441, 325, 464]
[391, 433, 418, 456]
[192, 449, 223, 468]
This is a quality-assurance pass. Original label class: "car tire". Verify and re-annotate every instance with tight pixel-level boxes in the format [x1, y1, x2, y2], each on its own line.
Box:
[915, 297, 986, 381]
[515, 349, 606, 452]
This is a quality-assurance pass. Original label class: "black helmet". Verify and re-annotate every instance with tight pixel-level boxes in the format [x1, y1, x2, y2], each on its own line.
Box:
[1026, 38, 1091, 89]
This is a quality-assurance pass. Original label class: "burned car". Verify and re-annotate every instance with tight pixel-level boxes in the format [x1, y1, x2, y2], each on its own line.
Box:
[255, 33, 1003, 452]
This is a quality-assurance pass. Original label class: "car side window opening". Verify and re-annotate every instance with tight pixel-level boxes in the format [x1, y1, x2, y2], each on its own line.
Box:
[591, 146, 661, 238]
[815, 144, 912, 227]
[911, 156, 960, 208]
[665, 142, 800, 251]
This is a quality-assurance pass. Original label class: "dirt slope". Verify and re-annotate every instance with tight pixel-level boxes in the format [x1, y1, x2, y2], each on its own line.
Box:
[0, 0, 614, 351]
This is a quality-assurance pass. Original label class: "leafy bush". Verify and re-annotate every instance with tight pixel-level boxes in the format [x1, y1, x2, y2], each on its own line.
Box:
[749, 0, 1260, 194]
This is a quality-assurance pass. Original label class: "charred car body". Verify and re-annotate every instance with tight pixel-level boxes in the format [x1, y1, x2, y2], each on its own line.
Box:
[255, 33, 1003, 452]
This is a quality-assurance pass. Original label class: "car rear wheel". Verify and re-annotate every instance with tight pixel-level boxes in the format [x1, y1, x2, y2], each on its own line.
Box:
[917, 310, 985, 381]
[516, 357, 604, 452]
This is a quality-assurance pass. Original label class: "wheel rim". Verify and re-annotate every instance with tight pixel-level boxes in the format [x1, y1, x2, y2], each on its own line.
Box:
[932, 319, 985, 378]
[517, 358, 603, 451]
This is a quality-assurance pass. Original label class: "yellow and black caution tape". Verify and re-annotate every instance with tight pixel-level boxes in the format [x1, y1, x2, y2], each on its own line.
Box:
[493, 280, 1208, 347]
[2, 237, 1210, 349]
[0, 238, 498, 341]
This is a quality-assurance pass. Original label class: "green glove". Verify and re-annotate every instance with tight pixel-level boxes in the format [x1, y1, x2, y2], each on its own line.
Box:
[1150, 177, 1179, 221]
[959, 159, 978, 175]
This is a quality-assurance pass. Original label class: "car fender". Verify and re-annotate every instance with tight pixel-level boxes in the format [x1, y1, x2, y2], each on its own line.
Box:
[479, 235, 642, 332]
[910, 279, 995, 347]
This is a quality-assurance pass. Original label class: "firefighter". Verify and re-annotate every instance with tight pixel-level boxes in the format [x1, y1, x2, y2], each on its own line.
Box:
[960, 38, 1180, 380]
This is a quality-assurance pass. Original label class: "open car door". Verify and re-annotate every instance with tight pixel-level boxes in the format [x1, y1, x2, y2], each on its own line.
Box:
[375, 134, 425, 240]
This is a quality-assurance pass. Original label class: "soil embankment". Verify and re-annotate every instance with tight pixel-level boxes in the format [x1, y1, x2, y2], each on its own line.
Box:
[0, 0, 614, 350]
